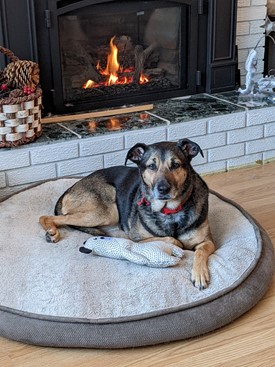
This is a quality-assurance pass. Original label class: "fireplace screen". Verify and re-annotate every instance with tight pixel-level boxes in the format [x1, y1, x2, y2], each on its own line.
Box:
[56, 1, 189, 109]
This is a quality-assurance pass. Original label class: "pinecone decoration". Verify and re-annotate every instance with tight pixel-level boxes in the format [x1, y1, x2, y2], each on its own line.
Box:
[0, 69, 6, 84]
[3, 59, 39, 89]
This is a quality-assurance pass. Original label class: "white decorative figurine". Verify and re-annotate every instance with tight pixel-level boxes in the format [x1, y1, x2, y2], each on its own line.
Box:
[238, 48, 258, 95]
[257, 74, 275, 95]
[238, 16, 275, 97]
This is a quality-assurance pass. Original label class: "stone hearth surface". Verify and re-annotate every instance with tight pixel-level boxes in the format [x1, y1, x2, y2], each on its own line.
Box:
[37, 93, 247, 143]
[1, 91, 275, 200]
[25, 91, 274, 144]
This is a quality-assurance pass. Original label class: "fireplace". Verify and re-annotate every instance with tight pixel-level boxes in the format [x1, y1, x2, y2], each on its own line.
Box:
[55, 1, 192, 112]
[0, 0, 238, 114]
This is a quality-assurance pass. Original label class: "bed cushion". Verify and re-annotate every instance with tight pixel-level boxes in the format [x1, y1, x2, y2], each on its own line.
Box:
[0, 178, 273, 348]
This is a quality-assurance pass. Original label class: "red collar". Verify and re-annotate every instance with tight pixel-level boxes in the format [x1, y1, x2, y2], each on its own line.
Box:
[137, 188, 193, 215]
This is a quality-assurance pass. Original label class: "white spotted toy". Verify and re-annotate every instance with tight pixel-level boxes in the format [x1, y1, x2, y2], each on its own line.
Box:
[79, 236, 184, 268]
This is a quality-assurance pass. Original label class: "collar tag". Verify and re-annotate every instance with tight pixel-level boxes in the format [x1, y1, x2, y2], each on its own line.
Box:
[137, 188, 193, 215]
[137, 196, 150, 207]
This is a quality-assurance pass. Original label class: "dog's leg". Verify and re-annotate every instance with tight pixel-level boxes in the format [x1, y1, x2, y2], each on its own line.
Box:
[39, 204, 119, 243]
[191, 240, 215, 290]
[39, 215, 107, 243]
[140, 236, 183, 248]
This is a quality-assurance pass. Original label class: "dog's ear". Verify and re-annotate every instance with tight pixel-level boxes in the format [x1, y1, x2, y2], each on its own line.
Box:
[125, 143, 147, 165]
[177, 138, 204, 161]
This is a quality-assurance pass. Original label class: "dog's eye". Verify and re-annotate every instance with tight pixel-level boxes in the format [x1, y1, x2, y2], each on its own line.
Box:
[170, 161, 181, 170]
[147, 163, 157, 171]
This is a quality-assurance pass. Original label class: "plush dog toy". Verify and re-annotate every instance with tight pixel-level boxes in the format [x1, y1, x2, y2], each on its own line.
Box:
[79, 236, 184, 268]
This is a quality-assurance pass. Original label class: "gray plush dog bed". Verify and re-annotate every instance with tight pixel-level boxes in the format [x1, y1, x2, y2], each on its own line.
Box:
[0, 178, 273, 348]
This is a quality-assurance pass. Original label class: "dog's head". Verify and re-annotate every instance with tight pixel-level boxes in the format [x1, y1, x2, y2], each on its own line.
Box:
[125, 139, 203, 201]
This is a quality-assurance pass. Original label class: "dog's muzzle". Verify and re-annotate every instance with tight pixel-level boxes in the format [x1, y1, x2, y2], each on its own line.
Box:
[154, 180, 171, 200]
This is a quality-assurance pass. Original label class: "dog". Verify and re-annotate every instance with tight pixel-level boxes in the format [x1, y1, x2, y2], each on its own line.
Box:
[39, 138, 215, 289]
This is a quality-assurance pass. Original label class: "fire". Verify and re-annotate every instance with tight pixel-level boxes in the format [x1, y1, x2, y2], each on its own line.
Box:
[83, 80, 95, 89]
[139, 73, 149, 84]
[88, 121, 97, 132]
[102, 36, 120, 84]
[108, 73, 118, 86]
[82, 36, 149, 89]
[106, 117, 121, 131]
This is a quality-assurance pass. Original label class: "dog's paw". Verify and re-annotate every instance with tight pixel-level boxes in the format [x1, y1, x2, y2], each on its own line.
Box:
[160, 237, 183, 248]
[39, 216, 61, 243]
[191, 265, 210, 290]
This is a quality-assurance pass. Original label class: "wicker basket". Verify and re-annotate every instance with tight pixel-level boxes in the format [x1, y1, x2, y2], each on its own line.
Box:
[0, 47, 42, 148]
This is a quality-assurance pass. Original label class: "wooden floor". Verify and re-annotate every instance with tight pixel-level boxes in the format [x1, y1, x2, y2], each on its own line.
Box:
[1, 162, 275, 367]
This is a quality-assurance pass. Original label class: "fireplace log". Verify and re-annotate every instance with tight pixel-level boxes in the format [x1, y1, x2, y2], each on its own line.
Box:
[133, 43, 157, 83]
[62, 39, 102, 85]
[144, 68, 165, 78]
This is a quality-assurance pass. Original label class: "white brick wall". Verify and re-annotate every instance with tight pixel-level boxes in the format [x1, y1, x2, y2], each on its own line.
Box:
[57, 155, 104, 176]
[236, 0, 267, 85]
[208, 143, 246, 162]
[208, 112, 246, 133]
[7, 163, 57, 186]
[0, 150, 30, 170]
[124, 127, 167, 148]
[30, 142, 79, 164]
[247, 107, 275, 125]
[227, 152, 263, 169]
[246, 135, 275, 153]
[227, 125, 264, 143]
[265, 122, 275, 136]
[80, 135, 124, 156]
[167, 119, 207, 140]
[263, 148, 275, 160]
[1, 104, 275, 200]
[104, 149, 129, 167]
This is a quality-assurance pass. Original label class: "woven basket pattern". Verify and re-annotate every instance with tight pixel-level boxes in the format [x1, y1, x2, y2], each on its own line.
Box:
[0, 88, 42, 148]
[0, 46, 42, 148]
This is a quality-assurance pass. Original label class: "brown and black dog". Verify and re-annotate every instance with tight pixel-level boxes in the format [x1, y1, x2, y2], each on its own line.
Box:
[39, 138, 215, 289]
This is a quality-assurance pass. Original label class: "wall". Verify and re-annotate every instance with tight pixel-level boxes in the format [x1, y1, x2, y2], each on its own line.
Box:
[236, 0, 267, 85]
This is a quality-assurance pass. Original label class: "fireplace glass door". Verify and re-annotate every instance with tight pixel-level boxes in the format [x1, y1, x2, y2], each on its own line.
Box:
[49, 0, 195, 112]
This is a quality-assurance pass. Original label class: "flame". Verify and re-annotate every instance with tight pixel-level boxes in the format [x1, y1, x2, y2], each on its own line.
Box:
[96, 60, 100, 70]
[82, 79, 96, 89]
[88, 121, 97, 132]
[106, 118, 121, 131]
[108, 73, 119, 85]
[139, 113, 149, 120]
[139, 73, 149, 84]
[82, 36, 150, 89]
[103, 36, 120, 82]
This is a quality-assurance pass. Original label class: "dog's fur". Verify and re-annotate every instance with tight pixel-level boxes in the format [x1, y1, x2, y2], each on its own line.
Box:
[39, 138, 215, 289]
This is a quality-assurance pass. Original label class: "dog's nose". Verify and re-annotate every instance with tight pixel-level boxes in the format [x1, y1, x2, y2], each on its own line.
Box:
[157, 181, 171, 195]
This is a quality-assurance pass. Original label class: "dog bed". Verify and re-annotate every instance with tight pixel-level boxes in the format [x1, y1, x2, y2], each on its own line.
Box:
[0, 178, 273, 348]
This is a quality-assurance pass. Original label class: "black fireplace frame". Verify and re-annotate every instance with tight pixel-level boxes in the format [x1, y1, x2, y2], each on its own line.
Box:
[0, 0, 238, 114]
[48, 0, 200, 113]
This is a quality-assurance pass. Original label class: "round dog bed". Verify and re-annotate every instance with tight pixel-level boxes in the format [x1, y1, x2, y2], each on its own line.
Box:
[0, 178, 273, 348]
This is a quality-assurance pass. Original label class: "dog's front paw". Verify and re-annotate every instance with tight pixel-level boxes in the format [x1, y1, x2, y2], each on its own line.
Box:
[191, 264, 210, 290]
[161, 237, 183, 248]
